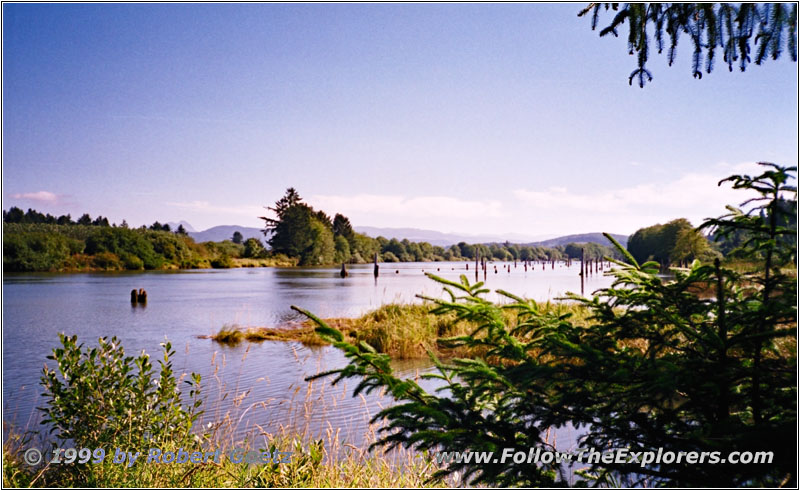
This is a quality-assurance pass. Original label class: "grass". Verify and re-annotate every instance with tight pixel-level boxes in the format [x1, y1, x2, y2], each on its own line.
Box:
[208, 301, 596, 359]
[233, 256, 298, 268]
[3, 342, 446, 488]
[2, 429, 442, 488]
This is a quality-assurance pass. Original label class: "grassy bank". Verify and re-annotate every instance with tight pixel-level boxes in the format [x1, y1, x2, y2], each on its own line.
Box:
[2, 429, 442, 488]
[208, 301, 595, 359]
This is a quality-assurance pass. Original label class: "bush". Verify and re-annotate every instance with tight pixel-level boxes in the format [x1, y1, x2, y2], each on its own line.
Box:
[243, 237, 267, 259]
[91, 251, 121, 270]
[120, 252, 144, 270]
[381, 251, 399, 262]
[39, 335, 202, 480]
[210, 255, 234, 269]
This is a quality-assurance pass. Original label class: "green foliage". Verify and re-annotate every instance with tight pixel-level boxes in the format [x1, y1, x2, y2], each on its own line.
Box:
[298, 164, 797, 487]
[562, 241, 619, 260]
[85, 227, 164, 269]
[242, 237, 267, 259]
[231, 231, 243, 244]
[581, 3, 798, 87]
[91, 251, 122, 270]
[628, 218, 717, 268]
[333, 235, 351, 264]
[39, 335, 202, 481]
[1, 222, 253, 272]
[2, 231, 74, 271]
[300, 219, 335, 266]
[333, 213, 355, 242]
[210, 254, 235, 269]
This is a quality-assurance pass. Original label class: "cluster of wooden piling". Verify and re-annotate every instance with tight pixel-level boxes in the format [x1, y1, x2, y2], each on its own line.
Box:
[338, 252, 612, 293]
[130, 288, 147, 304]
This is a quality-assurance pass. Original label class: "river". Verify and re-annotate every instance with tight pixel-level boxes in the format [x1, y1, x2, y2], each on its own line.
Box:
[3, 260, 613, 448]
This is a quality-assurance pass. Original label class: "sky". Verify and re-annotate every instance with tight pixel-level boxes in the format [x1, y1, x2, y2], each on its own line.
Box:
[2, 3, 797, 237]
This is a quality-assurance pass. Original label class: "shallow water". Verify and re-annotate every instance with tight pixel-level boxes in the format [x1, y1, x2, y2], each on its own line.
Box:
[3, 260, 613, 446]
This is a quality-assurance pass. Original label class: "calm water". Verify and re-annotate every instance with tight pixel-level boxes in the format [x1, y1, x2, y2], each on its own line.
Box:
[3, 261, 612, 447]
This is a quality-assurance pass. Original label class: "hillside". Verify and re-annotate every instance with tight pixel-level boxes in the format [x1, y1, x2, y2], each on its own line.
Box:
[188, 225, 266, 243]
[526, 232, 629, 248]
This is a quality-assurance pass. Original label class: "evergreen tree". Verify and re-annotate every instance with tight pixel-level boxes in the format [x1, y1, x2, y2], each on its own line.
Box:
[332, 213, 355, 241]
[581, 3, 798, 87]
[3, 207, 24, 223]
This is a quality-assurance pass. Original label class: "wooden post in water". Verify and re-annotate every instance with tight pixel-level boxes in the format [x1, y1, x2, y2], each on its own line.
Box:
[131, 289, 138, 304]
[137, 288, 147, 303]
[340, 262, 348, 278]
[373, 253, 379, 278]
[580, 248, 585, 295]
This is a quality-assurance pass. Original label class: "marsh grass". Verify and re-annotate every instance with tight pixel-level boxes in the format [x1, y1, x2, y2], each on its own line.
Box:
[208, 301, 597, 359]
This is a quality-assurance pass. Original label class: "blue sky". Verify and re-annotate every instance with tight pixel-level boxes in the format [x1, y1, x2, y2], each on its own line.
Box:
[3, 3, 797, 237]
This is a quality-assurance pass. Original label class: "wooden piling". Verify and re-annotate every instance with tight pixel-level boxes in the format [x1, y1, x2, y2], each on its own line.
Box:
[137, 288, 147, 303]
[373, 253, 379, 278]
[131, 289, 138, 304]
[340, 263, 348, 278]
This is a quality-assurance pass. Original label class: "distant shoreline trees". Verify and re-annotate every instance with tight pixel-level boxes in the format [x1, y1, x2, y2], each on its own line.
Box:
[628, 218, 720, 268]
[260, 188, 628, 267]
[2, 208, 281, 272]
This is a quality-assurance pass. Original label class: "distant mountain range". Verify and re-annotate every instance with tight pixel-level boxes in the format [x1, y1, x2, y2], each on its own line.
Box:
[169, 222, 627, 249]
[354, 226, 554, 247]
[178, 224, 265, 243]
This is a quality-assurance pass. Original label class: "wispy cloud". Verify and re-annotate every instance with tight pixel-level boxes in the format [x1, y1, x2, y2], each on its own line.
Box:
[10, 191, 61, 203]
[512, 162, 765, 234]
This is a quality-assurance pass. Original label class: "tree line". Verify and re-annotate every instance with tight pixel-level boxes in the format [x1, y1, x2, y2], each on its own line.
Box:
[627, 198, 797, 269]
[2, 210, 283, 272]
[261, 188, 624, 266]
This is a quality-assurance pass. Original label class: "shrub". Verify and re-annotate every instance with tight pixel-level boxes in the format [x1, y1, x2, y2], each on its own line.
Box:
[120, 252, 144, 270]
[40, 335, 202, 474]
[91, 251, 121, 270]
[381, 251, 399, 262]
[210, 255, 234, 269]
